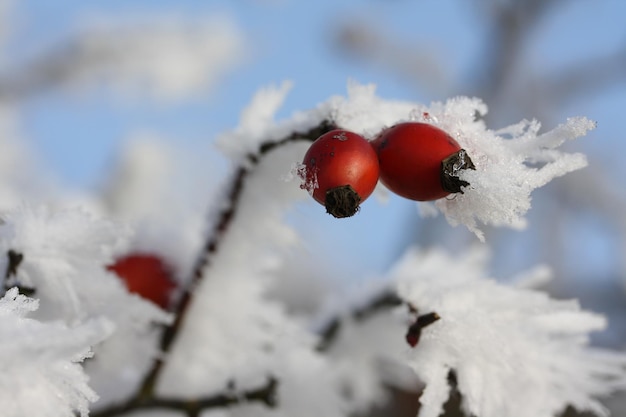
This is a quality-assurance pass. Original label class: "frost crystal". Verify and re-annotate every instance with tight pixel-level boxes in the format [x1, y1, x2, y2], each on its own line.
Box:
[295, 163, 319, 196]
[432, 101, 594, 240]
[216, 80, 318, 161]
[0, 206, 172, 405]
[393, 247, 626, 417]
[0, 288, 113, 417]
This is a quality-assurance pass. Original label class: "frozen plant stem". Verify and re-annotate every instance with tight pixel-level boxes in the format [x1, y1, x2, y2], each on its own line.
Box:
[91, 377, 278, 417]
[95, 120, 337, 416]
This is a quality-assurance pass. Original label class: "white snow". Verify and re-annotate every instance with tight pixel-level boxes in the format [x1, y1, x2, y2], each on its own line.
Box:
[0, 77, 606, 417]
[435, 105, 594, 240]
[393, 246, 626, 417]
[0, 206, 173, 406]
[0, 288, 113, 417]
[218, 81, 593, 240]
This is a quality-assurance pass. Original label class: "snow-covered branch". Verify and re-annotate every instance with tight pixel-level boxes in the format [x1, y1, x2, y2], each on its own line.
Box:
[92, 377, 278, 417]
[0, 2, 622, 416]
[394, 246, 626, 417]
[138, 119, 338, 395]
[0, 288, 112, 417]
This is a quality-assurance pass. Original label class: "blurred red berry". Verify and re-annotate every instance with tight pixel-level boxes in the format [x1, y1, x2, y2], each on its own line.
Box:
[107, 253, 176, 309]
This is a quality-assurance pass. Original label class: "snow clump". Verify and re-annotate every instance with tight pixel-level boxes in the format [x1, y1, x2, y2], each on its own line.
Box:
[393, 246, 626, 417]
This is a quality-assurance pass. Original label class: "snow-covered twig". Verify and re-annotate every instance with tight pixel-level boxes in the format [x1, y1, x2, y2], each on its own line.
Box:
[316, 288, 402, 352]
[92, 377, 278, 417]
[394, 246, 626, 417]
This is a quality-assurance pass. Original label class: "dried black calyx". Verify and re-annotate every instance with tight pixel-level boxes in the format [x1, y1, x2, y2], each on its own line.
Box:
[325, 185, 361, 218]
[441, 149, 476, 194]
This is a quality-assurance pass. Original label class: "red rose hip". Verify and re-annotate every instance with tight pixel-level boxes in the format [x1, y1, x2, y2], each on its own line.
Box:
[300, 129, 379, 218]
[372, 122, 474, 201]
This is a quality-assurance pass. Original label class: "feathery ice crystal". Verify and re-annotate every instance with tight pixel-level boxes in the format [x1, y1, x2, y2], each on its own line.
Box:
[220, 81, 592, 240]
[0, 206, 172, 405]
[393, 247, 626, 417]
[0, 288, 113, 417]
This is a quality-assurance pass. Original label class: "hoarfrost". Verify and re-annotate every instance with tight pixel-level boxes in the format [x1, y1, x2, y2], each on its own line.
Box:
[217, 81, 591, 239]
[393, 247, 626, 417]
[216, 80, 319, 161]
[434, 106, 594, 240]
[0, 288, 113, 417]
[0, 206, 172, 406]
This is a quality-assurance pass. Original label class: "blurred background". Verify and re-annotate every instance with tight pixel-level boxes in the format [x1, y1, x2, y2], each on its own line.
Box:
[1, 0, 626, 390]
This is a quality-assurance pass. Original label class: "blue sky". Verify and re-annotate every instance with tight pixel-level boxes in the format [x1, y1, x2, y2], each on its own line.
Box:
[15, 0, 626, 185]
[8, 0, 626, 283]
[15, 0, 484, 190]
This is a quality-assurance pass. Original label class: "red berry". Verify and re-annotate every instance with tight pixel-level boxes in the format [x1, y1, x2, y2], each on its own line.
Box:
[372, 122, 474, 201]
[107, 253, 176, 309]
[300, 129, 379, 218]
